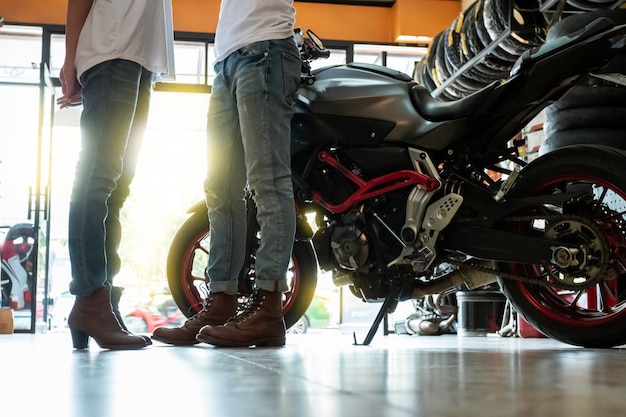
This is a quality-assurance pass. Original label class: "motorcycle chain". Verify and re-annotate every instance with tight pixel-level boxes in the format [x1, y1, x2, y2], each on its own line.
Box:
[446, 256, 556, 288]
[446, 213, 610, 290]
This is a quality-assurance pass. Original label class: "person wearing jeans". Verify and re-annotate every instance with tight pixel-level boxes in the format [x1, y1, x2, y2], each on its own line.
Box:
[152, 0, 301, 348]
[59, 0, 174, 350]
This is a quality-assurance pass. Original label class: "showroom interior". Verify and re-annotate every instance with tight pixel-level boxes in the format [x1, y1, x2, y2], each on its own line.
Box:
[1, 0, 626, 416]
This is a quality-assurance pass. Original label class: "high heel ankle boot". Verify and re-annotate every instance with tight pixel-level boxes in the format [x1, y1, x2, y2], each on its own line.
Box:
[67, 287, 148, 350]
[110, 286, 152, 345]
[196, 289, 285, 348]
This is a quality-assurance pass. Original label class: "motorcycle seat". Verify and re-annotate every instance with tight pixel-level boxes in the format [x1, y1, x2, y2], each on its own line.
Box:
[410, 81, 498, 122]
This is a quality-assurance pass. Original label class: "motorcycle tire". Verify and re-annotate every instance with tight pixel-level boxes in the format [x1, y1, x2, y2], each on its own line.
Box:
[440, 39, 481, 96]
[566, 0, 617, 11]
[539, 129, 626, 154]
[454, 73, 487, 93]
[444, 17, 463, 71]
[434, 35, 451, 80]
[418, 62, 439, 92]
[547, 85, 626, 112]
[461, 12, 510, 81]
[414, 61, 429, 87]
[166, 209, 318, 330]
[483, 0, 538, 57]
[426, 32, 442, 77]
[497, 145, 626, 347]
[544, 107, 626, 137]
[420, 64, 458, 102]
[453, 38, 498, 85]
[474, 0, 519, 63]
[434, 39, 466, 100]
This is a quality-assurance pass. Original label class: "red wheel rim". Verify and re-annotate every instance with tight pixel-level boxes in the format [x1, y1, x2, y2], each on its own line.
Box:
[510, 173, 626, 327]
[179, 227, 302, 316]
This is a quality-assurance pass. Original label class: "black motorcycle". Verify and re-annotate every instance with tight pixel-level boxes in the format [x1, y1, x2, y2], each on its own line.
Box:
[167, 18, 626, 348]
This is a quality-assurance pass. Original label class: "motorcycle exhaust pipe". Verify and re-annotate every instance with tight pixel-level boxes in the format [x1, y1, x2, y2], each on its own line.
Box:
[403, 314, 457, 336]
[412, 263, 497, 299]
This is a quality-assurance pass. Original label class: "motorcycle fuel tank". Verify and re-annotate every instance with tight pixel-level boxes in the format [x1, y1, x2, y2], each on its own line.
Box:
[292, 63, 462, 151]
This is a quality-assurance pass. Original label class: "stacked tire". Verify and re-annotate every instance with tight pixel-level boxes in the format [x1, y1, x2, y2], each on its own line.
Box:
[539, 10, 626, 154]
[414, 0, 547, 100]
[565, 0, 625, 12]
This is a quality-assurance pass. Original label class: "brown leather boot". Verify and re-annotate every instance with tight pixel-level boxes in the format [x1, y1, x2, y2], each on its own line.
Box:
[151, 292, 237, 345]
[196, 290, 286, 348]
[67, 286, 149, 350]
[110, 286, 152, 345]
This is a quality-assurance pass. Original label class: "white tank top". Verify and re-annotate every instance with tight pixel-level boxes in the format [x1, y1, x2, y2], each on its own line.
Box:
[214, 0, 296, 63]
[75, 0, 175, 80]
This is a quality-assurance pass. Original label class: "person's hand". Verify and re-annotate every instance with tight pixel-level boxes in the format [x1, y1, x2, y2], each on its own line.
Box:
[57, 63, 82, 108]
[57, 92, 82, 108]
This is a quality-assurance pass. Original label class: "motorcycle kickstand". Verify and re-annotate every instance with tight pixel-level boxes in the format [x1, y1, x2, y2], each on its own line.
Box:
[353, 280, 402, 346]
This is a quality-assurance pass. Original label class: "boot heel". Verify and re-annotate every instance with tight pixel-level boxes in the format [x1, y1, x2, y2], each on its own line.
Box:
[71, 328, 90, 349]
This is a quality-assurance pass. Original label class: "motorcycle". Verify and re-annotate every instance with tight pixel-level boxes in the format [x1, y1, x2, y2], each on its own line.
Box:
[123, 292, 185, 334]
[1, 223, 35, 310]
[167, 18, 626, 348]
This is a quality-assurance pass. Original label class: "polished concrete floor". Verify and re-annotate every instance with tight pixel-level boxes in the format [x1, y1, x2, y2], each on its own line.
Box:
[1, 328, 625, 417]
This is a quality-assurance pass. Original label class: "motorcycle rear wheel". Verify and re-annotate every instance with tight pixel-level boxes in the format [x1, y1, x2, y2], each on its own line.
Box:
[166, 209, 318, 330]
[498, 145, 626, 347]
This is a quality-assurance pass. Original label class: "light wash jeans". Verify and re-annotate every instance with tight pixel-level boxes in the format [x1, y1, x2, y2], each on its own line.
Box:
[69, 59, 153, 296]
[204, 38, 301, 294]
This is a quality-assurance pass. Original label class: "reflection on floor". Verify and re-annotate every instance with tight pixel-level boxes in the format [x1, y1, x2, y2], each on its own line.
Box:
[1, 329, 625, 417]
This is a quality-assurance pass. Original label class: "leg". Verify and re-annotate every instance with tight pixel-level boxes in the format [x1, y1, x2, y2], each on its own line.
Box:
[239, 39, 301, 293]
[67, 59, 150, 349]
[197, 38, 302, 347]
[69, 60, 144, 296]
[105, 67, 153, 282]
[204, 60, 248, 294]
[151, 61, 244, 345]
[101, 67, 156, 344]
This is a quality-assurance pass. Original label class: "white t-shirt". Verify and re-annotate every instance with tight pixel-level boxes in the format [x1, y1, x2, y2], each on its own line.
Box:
[75, 0, 175, 80]
[214, 0, 296, 63]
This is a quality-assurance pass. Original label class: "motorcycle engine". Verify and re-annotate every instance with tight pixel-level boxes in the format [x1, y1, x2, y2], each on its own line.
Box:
[331, 225, 369, 270]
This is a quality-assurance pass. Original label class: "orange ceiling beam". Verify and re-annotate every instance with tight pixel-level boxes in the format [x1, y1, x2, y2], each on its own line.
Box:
[0, 0, 460, 43]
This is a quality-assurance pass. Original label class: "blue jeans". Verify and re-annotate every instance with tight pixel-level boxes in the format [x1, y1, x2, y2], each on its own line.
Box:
[68, 59, 153, 296]
[204, 38, 301, 294]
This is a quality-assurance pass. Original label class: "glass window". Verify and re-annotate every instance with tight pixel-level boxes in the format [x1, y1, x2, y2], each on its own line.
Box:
[49, 33, 65, 79]
[48, 87, 210, 329]
[0, 85, 40, 222]
[51, 35, 213, 87]
[0, 25, 42, 83]
[354, 44, 428, 76]
[165, 41, 210, 85]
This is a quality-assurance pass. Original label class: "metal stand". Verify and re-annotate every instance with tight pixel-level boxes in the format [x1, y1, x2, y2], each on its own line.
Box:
[353, 279, 403, 346]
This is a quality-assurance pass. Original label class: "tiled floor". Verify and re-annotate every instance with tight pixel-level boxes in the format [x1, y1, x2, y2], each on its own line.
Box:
[1, 329, 625, 417]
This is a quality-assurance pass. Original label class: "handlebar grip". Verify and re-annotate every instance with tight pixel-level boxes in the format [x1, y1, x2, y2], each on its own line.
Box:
[308, 48, 330, 59]
[317, 49, 331, 59]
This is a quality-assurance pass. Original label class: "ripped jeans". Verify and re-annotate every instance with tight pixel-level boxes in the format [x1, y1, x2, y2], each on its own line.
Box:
[204, 38, 301, 294]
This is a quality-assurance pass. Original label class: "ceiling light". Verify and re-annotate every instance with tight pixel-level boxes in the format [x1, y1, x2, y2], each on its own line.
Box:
[395, 35, 432, 44]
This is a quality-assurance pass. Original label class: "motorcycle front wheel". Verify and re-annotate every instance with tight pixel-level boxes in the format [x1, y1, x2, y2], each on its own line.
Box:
[166, 209, 318, 330]
[498, 145, 626, 348]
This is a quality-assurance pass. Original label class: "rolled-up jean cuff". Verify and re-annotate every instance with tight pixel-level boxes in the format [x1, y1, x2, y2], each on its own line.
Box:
[255, 279, 289, 293]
